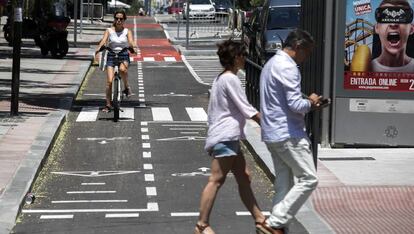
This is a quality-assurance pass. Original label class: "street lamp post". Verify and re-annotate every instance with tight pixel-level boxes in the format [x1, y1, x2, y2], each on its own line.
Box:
[10, 0, 23, 116]
[74, 0, 78, 46]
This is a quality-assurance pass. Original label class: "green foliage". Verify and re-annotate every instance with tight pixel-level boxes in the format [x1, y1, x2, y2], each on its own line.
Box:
[250, 0, 264, 7]
[126, 1, 144, 15]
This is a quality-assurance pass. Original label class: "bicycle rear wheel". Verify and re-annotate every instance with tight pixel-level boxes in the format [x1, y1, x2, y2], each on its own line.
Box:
[113, 77, 120, 122]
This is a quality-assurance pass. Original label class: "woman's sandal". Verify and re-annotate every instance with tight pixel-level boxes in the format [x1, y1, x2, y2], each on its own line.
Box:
[102, 105, 113, 113]
[255, 219, 284, 234]
[194, 223, 213, 234]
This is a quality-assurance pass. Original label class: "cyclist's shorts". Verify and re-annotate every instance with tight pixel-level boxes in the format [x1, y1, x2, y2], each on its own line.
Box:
[106, 51, 130, 67]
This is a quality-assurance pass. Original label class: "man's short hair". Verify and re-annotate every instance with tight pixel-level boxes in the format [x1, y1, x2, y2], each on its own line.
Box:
[282, 29, 315, 50]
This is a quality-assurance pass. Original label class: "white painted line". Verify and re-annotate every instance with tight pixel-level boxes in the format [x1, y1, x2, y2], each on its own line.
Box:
[146, 187, 157, 196]
[170, 128, 205, 131]
[52, 200, 127, 204]
[22, 203, 159, 213]
[162, 124, 206, 127]
[143, 164, 153, 170]
[143, 57, 155, 61]
[139, 99, 145, 102]
[120, 107, 134, 121]
[66, 191, 116, 194]
[141, 121, 148, 126]
[171, 212, 199, 217]
[144, 174, 154, 181]
[186, 107, 208, 121]
[235, 211, 271, 216]
[40, 214, 74, 219]
[76, 107, 99, 122]
[105, 213, 139, 218]
[141, 128, 148, 133]
[147, 120, 206, 124]
[142, 143, 151, 148]
[138, 89, 145, 93]
[139, 94, 145, 97]
[77, 137, 132, 141]
[151, 107, 173, 121]
[139, 86, 144, 90]
[52, 171, 139, 177]
[143, 152, 151, 158]
[139, 104, 147, 108]
[142, 135, 149, 140]
[81, 183, 105, 186]
[164, 57, 176, 62]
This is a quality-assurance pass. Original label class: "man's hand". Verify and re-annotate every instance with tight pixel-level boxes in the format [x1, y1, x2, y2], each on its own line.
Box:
[308, 93, 330, 111]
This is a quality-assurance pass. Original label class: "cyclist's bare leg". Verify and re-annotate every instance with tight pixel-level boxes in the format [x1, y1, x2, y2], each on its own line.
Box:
[119, 62, 131, 95]
[106, 66, 115, 107]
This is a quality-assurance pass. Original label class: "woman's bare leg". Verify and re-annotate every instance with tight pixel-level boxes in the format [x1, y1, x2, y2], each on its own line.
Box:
[231, 152, 266, 224]
[195, 157, 235, 234]
[106, 67, 114, 106]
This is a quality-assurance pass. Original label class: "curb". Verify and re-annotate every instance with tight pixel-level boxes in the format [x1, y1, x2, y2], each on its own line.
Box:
[243, 120, 335, 234]
[0, 57, 93, 234]
[0, 112, 66, 234]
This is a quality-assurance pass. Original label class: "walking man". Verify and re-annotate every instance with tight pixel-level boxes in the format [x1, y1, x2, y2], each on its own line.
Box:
[258, 29, 325, 234]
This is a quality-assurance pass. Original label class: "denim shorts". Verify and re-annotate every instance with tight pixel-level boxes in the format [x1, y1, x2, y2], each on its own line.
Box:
[210, 141, 241, 158]
[106, 51, 130, 67]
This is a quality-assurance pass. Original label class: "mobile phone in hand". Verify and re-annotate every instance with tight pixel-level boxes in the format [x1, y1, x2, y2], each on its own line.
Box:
[319, 98, 330, 107]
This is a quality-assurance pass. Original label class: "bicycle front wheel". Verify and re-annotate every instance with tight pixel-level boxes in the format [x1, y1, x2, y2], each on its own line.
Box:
[113, 77, 120, 122]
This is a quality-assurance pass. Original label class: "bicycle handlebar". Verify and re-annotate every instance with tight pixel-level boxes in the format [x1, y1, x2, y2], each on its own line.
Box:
[98, 46, 135, 54]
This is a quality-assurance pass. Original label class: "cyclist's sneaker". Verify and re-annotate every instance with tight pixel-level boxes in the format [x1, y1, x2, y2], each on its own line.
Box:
[123, 87, 132, 97]
[102, 105, 113, 113]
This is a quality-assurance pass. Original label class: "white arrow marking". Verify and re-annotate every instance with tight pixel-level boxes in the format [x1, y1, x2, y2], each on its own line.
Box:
[198, 167, 210, 172]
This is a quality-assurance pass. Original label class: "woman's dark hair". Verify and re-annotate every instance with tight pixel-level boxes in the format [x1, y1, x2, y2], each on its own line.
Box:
[216, 40, 247, 70]
[113, 10, 127, 26]
[282, 29, 315, 50]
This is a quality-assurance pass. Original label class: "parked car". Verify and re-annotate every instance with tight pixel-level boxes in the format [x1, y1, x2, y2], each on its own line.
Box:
[212, 0, 232, 13]
[168, 0, 184, 14]
[248, 0, 301, 65]
[183, 0, 216, 19]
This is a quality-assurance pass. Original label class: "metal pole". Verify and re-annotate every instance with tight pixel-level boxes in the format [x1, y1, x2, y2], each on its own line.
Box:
[90, 0, 94, 24]
[87, 0, 90, 22]
[185, 0, 190, 48]
[11, 0, 23, 116]
[74, 0, 78, 46]
[80, 0, 83, 35]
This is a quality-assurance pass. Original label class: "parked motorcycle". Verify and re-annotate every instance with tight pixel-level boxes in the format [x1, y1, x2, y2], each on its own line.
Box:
[2, 0, 70, 59]
[38, 15, 70, 58]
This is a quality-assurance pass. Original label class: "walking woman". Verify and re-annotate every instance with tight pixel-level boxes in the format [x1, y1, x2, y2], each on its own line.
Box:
[194, 40, 268, 234]
[95, 9, 137, 112]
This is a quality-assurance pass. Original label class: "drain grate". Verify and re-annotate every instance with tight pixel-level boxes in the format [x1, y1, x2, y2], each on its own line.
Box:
[319, 157, 375, 161]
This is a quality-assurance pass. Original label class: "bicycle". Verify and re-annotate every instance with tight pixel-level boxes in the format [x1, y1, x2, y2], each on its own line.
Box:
[97, 46, 134, 122]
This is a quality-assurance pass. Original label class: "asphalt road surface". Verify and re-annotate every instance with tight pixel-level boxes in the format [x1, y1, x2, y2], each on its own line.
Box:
[12, 16, 276, 234]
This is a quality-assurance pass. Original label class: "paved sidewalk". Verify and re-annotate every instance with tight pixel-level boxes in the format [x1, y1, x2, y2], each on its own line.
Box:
[0, 17, 110, 233]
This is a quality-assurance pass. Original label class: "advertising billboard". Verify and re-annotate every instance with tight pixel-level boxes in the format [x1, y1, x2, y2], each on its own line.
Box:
[344, 0, 414, 92]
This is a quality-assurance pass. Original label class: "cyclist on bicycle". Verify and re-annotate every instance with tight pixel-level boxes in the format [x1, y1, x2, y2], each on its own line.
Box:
[95, 9, 137, 112]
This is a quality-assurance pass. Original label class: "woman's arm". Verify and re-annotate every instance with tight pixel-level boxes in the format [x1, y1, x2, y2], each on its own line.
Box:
[95, 29, 109, 54]
[127, 30, 137, 54]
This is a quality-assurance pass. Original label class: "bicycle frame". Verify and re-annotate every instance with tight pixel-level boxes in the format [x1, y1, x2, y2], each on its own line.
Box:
[98, 46, 133, 122]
